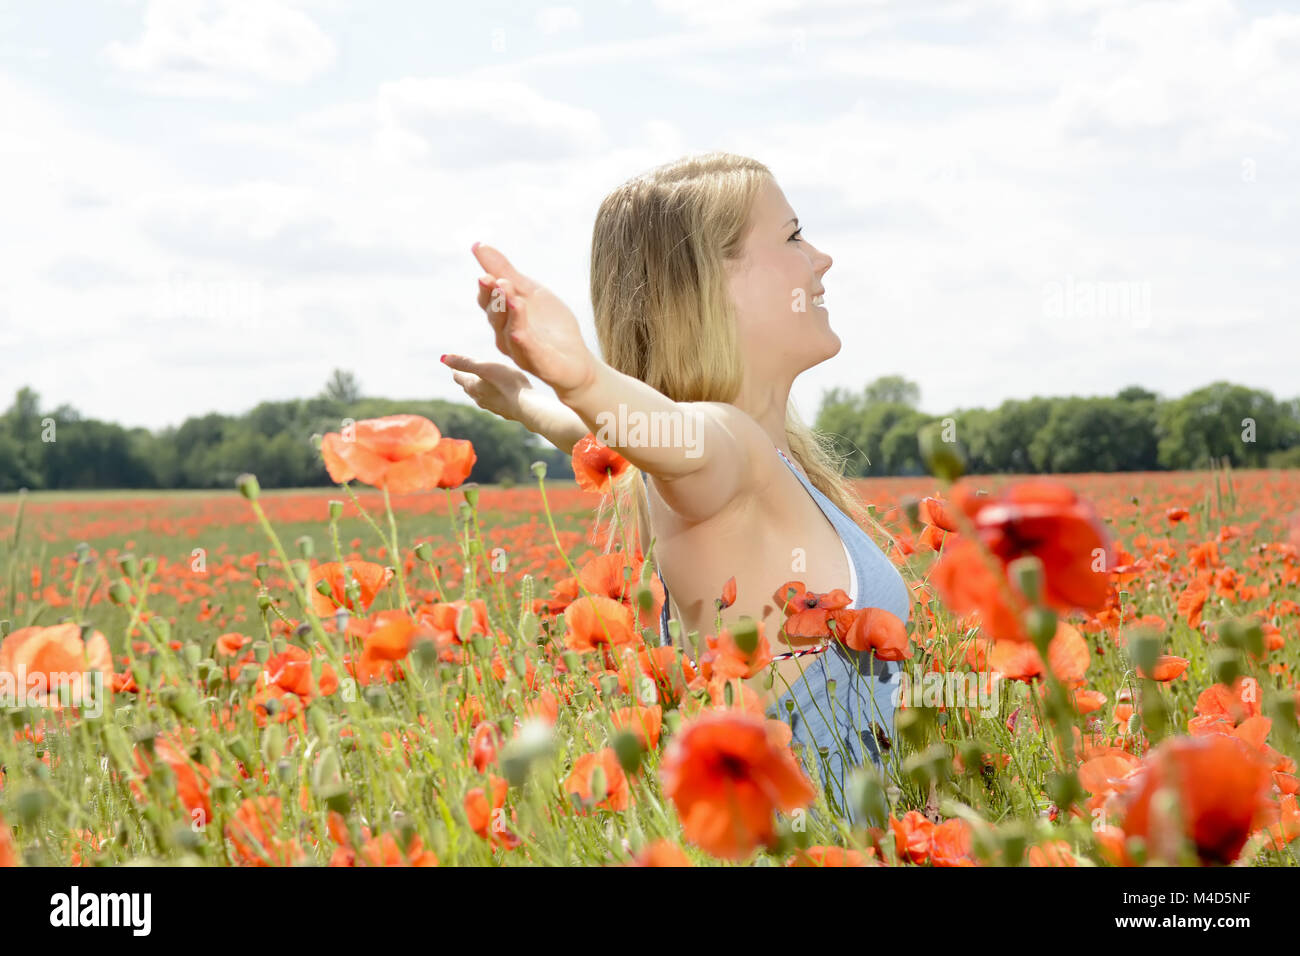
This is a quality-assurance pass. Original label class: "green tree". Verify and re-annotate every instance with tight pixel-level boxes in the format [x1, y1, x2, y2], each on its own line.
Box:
[1156, 382, 1294, 469]
[321, 369, 362, 404]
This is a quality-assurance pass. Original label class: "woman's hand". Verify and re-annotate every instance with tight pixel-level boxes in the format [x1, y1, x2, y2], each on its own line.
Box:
[441, 352, 591, 454]
[441, 353, 532, 424]
[471, 242, 600, 401]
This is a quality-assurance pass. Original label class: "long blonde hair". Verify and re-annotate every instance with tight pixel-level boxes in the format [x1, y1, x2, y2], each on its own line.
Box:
[586, 152, 903, 609]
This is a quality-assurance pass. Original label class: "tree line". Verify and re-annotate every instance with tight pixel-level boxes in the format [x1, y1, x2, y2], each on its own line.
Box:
[816, 376, 1300, 476]
[0, 372, 1296, 492]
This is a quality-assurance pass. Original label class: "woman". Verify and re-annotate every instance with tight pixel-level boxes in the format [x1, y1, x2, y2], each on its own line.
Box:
[442, 151, 917, 824]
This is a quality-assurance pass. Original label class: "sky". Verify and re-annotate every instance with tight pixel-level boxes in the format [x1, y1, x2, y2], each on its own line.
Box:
[1, 0, 1297, 431]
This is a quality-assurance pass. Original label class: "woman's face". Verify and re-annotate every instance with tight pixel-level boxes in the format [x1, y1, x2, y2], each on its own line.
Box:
[726, 177, 837, 387]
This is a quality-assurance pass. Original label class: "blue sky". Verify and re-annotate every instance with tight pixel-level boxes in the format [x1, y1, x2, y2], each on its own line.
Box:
[2, 0, 1297, 430]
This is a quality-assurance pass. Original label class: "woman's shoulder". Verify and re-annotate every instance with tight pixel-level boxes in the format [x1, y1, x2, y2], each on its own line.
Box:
[641, 402, 782, 530]
[664, 401, 782, 496]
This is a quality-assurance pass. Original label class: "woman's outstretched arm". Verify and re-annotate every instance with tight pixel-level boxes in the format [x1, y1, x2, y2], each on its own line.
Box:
[441, 352, 589, 455]
[470, 242, 769, 522]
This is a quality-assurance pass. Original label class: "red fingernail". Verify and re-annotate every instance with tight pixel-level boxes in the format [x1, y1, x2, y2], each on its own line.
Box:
[439, 354, 447, 362]
[471, 241, 481, 252]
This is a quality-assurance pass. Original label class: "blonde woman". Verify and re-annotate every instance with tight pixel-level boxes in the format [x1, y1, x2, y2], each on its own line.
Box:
[442, 152, 916, 824]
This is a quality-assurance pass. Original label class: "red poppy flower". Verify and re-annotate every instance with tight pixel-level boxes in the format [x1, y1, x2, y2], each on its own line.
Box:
[309, 561, 393, 615]
[949, 478, 1115, 613]
[322, 414, 474, 493]
[571, 433, 631, 494]
[1118, 733, 1272, 865]
[659, 710, 816, 861]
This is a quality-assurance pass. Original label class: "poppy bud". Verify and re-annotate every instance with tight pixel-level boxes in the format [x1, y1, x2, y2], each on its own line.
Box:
[296, 535, 314, 558]
[1008, 556, 1043, 606]
[454, 605, 475, 638]
[1139, 682, 1170, 742]
[1044, 770, 1081, 812]
[141, 556, 157, 576]
[899, 495, 922, 531]
[328, 500, 343, 521]
[612, 730, 643, 774]
[462, 485, 479, 508]
[236, 473, 261, 500]
[1218, 618, 1264, 657]
[1127, 629, 1161, 679]
[587, 763, 608, 803]
[257, 592, 272, 611]
[996, 825, 1029, 867]
[1265, 693, 1297, 740]
[413, 639, 437, 668]
[108, 581, 131, 605]
[322, 784, 352, 814]
[847, 766, 889, 829]
[499, 718, 556, 787]
[312, 746, 341, 790]
[253, 641, 270, 663]
[118, 553, 138, 580]
[160, 686, 197, 720]
[732, 618, 759, 655]
[263, 724, 285, 764]
[1210, 648, 1242, 688]
[310, 706, 332, 742]
[1025, 606, 1056, 653]
[918, 423, 966, 482]
[530, 461, 548, 480]
[414, 541, 432, 562]
[636, 585, 655, 613]
[255, 562, 268, 583]
[315, 578, 334, 598]
[16, 788, 51, 825]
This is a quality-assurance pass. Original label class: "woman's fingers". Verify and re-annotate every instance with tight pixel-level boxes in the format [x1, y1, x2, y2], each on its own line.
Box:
[471, 242, 537, 295]
[441, 353, 484, 376]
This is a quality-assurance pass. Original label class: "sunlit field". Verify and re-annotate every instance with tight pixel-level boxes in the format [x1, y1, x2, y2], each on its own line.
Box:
[1, 437, 1297, 867]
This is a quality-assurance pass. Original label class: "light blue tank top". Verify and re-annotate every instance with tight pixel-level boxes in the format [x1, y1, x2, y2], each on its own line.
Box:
[643, 446, 912, 647]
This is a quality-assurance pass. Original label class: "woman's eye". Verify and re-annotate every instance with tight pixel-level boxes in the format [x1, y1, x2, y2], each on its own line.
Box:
[789, 229, 803, 242]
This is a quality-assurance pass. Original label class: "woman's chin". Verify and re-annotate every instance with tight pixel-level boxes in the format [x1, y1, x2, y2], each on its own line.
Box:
[822, 330, 843, 360]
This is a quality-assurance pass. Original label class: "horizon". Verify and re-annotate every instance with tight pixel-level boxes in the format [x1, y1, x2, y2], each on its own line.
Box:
[7, 372, 1296, 435]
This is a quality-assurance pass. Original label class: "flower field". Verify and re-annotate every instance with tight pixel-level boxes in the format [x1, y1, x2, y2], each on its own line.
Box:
[1, 419, 1298, 867]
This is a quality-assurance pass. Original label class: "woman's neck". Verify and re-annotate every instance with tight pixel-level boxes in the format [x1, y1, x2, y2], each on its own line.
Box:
[735, 374, 794, 458]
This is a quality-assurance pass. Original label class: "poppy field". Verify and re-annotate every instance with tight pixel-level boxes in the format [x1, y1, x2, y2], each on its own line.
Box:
[1, 415, 1298, 868]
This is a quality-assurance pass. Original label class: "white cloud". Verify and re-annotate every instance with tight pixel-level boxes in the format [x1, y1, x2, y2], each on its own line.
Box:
[536, 6, 583, 35]
[371, 76, 608, 167]
[1051, 1, 1300, 156]
[103, 0, 336, 98]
